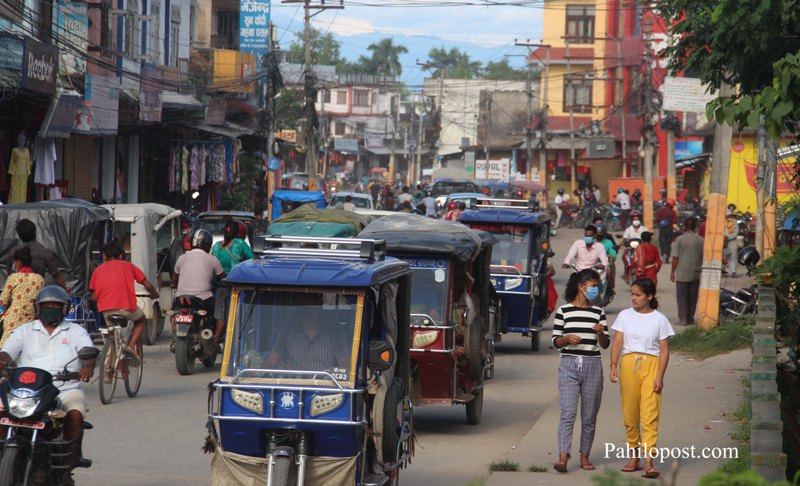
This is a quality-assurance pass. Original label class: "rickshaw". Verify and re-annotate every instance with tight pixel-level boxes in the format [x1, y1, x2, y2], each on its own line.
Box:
[359, 214, 497, 425]
[101, 203, 183, 345]
[267, 205, 370, 238]
[459, 199, 552, 351]
[207, 237, 414, 486]
[270, 190, 326, 221]
[0, 199, 112, 338]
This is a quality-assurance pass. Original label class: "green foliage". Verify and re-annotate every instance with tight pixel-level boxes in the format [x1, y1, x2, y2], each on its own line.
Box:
[526, 464, 547, 472]
[287, 28, 345, 67]
[425, 47, 482, 79]
[697, 470, 798, 486]
[591, 469, 647, 485]
[670, 317, 754, 358]
[356, 38, 408, 77]
[754, 244, 800, 294]
[487, 460, 519, 472]
[274, 88, 304, 132]
[483, 59, 529, 81]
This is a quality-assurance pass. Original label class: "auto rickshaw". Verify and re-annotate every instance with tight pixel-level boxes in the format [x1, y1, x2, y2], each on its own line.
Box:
[270, 189, 326, 221]
[207, 236, 414, 486]
[359, 214, 497, 425]
[267, 205, 371, 238]
[101, 203, 183, 345]
[459, 199, 552, 351]
[0, 198, 112, 338]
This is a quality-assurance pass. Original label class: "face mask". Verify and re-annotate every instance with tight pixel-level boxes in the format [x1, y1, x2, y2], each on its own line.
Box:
[38, 308, 64, 326]
[584, 286, 600, 302]
[583, 236, 595, 245]
[632, 220, 641, 227]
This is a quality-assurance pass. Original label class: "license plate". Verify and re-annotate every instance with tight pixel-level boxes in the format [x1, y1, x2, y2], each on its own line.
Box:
[175, 323, 191, 337]
[0, 418, 45, 429]
[174, 314, 193, 323]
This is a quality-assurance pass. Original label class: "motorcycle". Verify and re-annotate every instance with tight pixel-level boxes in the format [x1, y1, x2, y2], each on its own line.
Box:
[620, 238, 642, 285]
[169, 295, 218, 375]
[602, 203, 623, 232]
[719, 285, 757, 319]
[549, 203, 580, 229]
[570, 263, 613, 308]
[0, 346, 99, 486]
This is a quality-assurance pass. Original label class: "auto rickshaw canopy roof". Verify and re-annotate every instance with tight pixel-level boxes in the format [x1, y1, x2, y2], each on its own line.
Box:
[459, 208, 550, 226]
[358, 213, 496, 263]
[268, 205, 371, 238]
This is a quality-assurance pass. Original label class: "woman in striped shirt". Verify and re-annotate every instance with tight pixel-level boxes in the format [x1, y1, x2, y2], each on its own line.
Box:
[552, 268, 610, 473]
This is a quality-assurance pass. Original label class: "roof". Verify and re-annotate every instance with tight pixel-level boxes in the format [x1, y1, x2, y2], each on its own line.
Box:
[198, 210, 256, 221]
[358, 213, 495, 263]
[447, 192, 488, 199]
[459, 208, 551, 226]
[0, 198, 111, 221]
[101, 203, 178, 218]
[161, 91, 204, 110]
[226, 254, 410, 288]
[531, 46, 595, 64]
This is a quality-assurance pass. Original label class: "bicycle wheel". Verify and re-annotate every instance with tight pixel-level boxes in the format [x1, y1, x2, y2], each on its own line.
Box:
[125, 339, 143, 397]
[98, 338, 117, 405]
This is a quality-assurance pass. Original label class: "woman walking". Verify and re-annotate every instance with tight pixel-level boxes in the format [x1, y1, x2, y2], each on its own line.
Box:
[634, 232, 662, 288]
[211, 221, 253, 346]
[0, 247, 44, 347]
[551, 269, 610, 473]
[609, 278, 674, 479]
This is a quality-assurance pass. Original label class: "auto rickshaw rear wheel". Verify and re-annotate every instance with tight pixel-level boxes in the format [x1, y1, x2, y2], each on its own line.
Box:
[531, 331, 541, 352]
[382, 378, 403, 464]
[466, 388, 483, 425]
[143, 304, 162, 346]
[465, 321, 483, 382]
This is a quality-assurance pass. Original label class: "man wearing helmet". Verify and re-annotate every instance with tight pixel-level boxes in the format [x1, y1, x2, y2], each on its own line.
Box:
[421, 191, 437, 218]
[655, 198, 678, 258]
[172, 229, 226, 337]
[615, 188, 631, 228]
[554, 188, 566, 228]
[0, 285, 96, 478]
[621, 210, 649, 247]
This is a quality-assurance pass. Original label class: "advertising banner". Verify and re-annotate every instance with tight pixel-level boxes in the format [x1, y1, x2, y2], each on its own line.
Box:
[239, 0, 270, 60]
[75, 74, 120, 135]
[40, 91, 82, 138]
[21, 37, 58, 94]
[53, 1, 88, 76]
[474, 158, 510, 181]
[0, 33, 23, 88]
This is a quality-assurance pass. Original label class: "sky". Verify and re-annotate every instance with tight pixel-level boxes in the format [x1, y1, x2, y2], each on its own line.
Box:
[269, 2, 544, 86]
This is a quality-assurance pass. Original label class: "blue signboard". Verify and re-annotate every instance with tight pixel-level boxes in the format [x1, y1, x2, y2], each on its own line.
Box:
[674, 139, 704, 161]
[239, 0, 270, 60]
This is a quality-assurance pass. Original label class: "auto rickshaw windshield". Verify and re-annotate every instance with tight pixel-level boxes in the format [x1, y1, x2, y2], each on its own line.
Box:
[409, 267, 448, 325]
[226, 288, 362, 386]
[487, 226, 530, 274]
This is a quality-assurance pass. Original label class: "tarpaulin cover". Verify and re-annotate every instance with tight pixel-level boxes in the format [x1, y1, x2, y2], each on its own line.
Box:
[210, 447, 356, 486]
[359, 213, 494, 263]
[0, 199, 111, 292]
[274, 205, 370, 232]
[268, 221, 359, 238]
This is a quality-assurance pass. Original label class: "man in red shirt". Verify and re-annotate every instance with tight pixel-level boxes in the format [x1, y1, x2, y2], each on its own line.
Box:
[89, 240, 159, 364]
[655, 198, 678, 258]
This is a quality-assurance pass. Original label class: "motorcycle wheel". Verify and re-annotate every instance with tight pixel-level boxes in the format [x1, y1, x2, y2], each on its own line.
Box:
[125, 341, 143, 397]
[202, 352, 217, 368]
[270, 455, 295, 486]
[466, 387, 484, 425]
[0, 444, 26, 486]
[98, 340, 118, 405]
[175, 337, 195, 376]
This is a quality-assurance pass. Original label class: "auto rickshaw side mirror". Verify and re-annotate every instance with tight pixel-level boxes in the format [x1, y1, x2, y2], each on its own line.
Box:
[78, 346, 100, 360]
[368, 340, 395, 372]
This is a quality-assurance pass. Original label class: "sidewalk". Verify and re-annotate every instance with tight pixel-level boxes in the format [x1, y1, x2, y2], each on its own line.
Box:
[485, 247, 751, 486]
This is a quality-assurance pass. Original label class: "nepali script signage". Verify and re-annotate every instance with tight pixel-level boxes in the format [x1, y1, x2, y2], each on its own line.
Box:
[239, 0, 270, 59]
[22, 38, 58, 94]
[53, 1, 88, 76]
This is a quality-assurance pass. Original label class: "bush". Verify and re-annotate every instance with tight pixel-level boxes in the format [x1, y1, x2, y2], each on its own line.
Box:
[670, 317, 754, 359]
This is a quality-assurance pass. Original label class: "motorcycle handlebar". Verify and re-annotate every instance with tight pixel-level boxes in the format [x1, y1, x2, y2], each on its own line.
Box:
[54, 371, 81, 382]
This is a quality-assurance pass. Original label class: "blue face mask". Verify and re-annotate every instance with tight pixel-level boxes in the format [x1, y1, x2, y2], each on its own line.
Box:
[584, 286, 600, 302]
[583, 236, 595, 245]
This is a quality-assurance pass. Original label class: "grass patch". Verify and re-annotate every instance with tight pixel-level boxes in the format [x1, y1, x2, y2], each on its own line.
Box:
[488, 460, 519, 472]
[527, 465, 547, 472]
[709, 380, 751, 476]
[670, 317, 754, 359]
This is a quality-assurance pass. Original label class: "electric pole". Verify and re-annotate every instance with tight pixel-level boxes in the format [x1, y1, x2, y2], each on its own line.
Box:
[616, 38, 628, 178]
[642, 16, 655, 231]
[416, 99, 424, 186]
[283, 0, 343, 191]
[389, 93, 399, 187]
[696, 83, 735, 329]
[484, 92, 492, 178]
[566, 38, 576, 194]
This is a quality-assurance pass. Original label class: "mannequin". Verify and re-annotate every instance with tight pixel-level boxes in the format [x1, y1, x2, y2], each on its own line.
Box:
[33, 134, 56, 201]
[8, 133, 31, 204]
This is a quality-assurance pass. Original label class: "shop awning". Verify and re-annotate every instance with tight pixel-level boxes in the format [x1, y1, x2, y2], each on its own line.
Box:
[162, 91, 204, 110]
[676, 152, 711, 169]
[189, 122, 254, 138]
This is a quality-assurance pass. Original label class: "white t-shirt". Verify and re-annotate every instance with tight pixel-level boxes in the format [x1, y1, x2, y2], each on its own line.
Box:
[611, 308, 675, 356]
[623, 225, 649, 240]
[554, 194, 565, 206]
[397, 193, 414, 204]
[2, 320, 94, 391]
[617, 192, 631, 210]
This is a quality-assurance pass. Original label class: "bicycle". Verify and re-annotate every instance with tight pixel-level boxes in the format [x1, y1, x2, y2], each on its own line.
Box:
[98, 314, 143, 404]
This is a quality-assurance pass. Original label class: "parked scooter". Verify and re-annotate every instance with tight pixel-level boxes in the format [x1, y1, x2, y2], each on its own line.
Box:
[169, 295, 218, 375]
[0, 347, 100, 486]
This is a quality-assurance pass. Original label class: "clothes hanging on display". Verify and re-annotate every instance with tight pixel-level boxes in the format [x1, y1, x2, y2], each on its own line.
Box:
[168, 146, 177, 192]
[8, 147, 31, 204]
[181, 146, 190, 194]
[33, 136, 56, 185]
[164, 140, 240, 194]
[190, 146, 201, 190]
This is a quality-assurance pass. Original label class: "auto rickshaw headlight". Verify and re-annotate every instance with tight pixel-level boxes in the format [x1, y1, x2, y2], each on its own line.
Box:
[231, 389, 264, 414]
[310, 393, 344, 417]
[412, 330, 438, 348]
[505, 278, 523, 290]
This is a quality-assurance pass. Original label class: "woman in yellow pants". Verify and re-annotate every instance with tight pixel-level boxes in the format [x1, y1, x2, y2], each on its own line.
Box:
[609, 278, 674, 479]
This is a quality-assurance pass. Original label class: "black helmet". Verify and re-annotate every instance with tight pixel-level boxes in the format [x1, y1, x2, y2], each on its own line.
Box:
[35, 285, 69, 314]
[633, 189, 641, 198]
[737, 246, 760, 268]
[557, 188, 565, 194]
[190, 229, 213, 253]
[727, 203, 737, 212]
[660, 188, 667, 195]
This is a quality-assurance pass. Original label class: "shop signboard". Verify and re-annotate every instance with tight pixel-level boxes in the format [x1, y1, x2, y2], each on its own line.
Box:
[474, 158, 510, 182]
[53, 1, 88, 76]
[464, 151, 475, 177]
[75, 74, 120, 135]
[40, 91, 82, 138]
[239, 0, 270, 60]
[206, 97, 227, 125]
[21, 38, 58, 94]
[0, 33, 23, 88]
[275, 129, 297, 143]
[139, 65, 163, 122]
[365, 135, 383, 148]
[334, 138, 359, 153]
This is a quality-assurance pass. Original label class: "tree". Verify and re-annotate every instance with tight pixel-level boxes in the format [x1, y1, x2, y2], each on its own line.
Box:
[425, 47, 482, 79]
[287, 27, 345, 67]
[356, 38, 408, 77]
[483, 59, 528, 81]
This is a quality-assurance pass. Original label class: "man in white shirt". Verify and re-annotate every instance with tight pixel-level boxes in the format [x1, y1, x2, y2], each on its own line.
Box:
[622, 211, 649, 245]
[422, 191, 437, 217]
[0, 286, 96, 477]
[553, 188, 566, 228]
[616, 189, 631, 228]
[342, 195, 356, 211]
[396, 186, 414, 206]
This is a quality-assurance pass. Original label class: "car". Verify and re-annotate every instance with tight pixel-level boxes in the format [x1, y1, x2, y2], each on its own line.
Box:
[285, 172, 327, 197]
[431, 179, 480, 207]
[443, 192, 490, 211]
[328, 191, 374, 210]
[193, 210, 256, 246]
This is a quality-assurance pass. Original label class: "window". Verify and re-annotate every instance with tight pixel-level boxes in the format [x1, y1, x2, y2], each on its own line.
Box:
[353, 89, 370, 107]
[334, 122, 346, 136]
[336, 90, 347, 105]
[321, 89, 331, 103]
[215, 10, 238, 49]
[356, 122, 366, 137]
[627, 67, 641, 115]
[189, 5, 196, 44]
[148, 0, 160, 63]
[563, 76, 592, 113]
[100, 0, 112, 52]
[565, 5, 595, 44]
[169, 5, 180, 66]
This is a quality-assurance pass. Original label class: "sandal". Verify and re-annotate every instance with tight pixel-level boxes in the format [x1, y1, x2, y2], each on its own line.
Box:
[621, 459, 641, 472]
[553, 462, 568, 473]
[641, 462, 660, 479]
[580, 454, 595, 470]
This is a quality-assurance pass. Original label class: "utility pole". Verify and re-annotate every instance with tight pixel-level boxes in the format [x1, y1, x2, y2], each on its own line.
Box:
[755, 115, 766, 257]
[641, 17, 655, 231]
[389, 93, 398, 186]
[616, 38, 628, 178]
[566, 38, 576, 194]
[416, 60, 446, 171]
[484, 93, 492, 179]
[266, 23, 277, 221]
[696, 83, 735, 329]
[540, 45, 550, 206]
[283, 0, 343, 192]
[416, 100, 424, 186]
[666, 114, 676, 201]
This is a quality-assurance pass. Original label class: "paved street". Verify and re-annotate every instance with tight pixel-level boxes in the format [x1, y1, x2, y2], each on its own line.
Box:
[73, 226, 749, 485]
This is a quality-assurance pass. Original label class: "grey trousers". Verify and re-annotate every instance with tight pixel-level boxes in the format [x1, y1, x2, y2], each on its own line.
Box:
[676, 279, 700, 324]
[557, 355, 604, 456]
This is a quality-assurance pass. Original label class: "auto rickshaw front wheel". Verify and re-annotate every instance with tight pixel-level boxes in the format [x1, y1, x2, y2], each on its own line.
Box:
[531, 331, 541, 352]
[466, 388, 483, 425]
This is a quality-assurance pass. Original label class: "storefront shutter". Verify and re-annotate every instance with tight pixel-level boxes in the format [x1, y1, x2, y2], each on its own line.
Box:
[63, 135, 93, 199]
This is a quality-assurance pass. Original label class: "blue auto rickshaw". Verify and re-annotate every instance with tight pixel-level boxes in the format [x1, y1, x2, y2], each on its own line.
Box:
[207, 236, 414, 486]
[459, 199, 551, 351]
[270, 190, 326, 221]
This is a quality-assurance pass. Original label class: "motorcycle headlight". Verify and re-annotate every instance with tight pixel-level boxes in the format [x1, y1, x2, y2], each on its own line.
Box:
[8, 395, 39, 419]
[412, 330, 438, 348]
[505, 278, 523, 290]
[310, 393, 344, 417]
[231, 389, 263, 414]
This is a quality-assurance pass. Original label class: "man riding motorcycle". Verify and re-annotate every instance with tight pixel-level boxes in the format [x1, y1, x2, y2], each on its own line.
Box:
[0, 285, 96, 485]
[562, 225, 609, 272]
